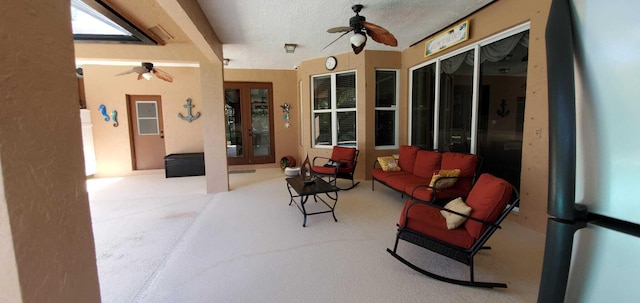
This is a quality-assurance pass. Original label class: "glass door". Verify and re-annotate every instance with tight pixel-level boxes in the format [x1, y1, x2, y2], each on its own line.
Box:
[224, 82, 275, 165]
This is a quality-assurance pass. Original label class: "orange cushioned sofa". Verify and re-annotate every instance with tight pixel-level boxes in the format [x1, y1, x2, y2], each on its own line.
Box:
[372, 145, 481, 203]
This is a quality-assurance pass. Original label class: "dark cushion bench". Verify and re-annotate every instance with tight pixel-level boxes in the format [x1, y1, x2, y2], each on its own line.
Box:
[164, 153, 205, 178]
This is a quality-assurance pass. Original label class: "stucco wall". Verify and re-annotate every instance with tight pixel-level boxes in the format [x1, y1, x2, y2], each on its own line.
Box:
[297, 0, 552, 232]
[82, 65, 203, 176]
[402, 0, 552, 232]
[0, 1, 101, 302]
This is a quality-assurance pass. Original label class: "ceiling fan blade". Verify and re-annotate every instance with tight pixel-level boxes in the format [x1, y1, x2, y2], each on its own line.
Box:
[137, 73, 144, 80]
[321, 30, 352, 51]
[152, 67, 174, 83]
[327, 26, 352, 33]
[115, 66, 145, 76]
[362, 21, 398, 47]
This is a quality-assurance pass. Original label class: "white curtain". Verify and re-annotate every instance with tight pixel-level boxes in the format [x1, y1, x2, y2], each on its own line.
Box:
[442, 32, 529, 74]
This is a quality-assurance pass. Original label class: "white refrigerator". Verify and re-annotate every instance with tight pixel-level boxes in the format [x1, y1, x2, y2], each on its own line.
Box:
[539, 0, 640, 302]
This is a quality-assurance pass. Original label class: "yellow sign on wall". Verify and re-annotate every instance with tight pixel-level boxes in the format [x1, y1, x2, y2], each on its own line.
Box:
[424, 20, 470, 57]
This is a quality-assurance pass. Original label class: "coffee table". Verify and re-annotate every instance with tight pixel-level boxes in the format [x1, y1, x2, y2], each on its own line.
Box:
[286, 177, 339, 227]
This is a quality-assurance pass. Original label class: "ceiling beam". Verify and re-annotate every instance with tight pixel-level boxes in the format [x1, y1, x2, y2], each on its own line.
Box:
[155, 0, 223, 62]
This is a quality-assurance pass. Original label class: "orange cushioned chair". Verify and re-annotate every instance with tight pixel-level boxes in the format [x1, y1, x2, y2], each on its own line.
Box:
[311, 146, 360, 190]
[387, 173, 519, 288]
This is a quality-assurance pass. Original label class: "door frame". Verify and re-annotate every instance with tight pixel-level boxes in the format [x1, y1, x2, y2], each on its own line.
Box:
[224, 82, 275, 165]
[126, 94, 166, 170]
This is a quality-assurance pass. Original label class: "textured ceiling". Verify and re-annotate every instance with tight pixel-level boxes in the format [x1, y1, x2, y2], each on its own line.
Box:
[196, 0, 494, 69]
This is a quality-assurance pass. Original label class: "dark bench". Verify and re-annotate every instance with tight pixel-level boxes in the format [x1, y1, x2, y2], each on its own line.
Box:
[164, 153, 205, 178]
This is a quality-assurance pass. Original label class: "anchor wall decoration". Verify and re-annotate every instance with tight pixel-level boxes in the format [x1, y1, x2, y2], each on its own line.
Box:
[178, 98, 201, 122]
[496, 99, 510, 118]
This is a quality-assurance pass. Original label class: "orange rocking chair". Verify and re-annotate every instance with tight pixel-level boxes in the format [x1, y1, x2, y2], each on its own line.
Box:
[387, 173, 519, 288]
[311, 146, 360, 190]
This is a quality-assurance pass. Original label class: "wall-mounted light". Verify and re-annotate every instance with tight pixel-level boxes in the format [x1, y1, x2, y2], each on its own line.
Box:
[223, 58, 230, 66]
[284, 43, 297, 53]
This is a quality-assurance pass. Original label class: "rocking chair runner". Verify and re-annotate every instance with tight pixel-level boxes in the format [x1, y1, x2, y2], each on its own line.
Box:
[387, 173, 519, 288]
[311, 146, 360, 190]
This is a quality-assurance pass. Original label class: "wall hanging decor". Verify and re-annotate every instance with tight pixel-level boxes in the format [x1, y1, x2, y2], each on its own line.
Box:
[497, 99, 510, 117]
[178, 98, 201, 122]
[111, 110, 119, 127]
[280, 103, 291, 128]
[98, 104, 110, 121]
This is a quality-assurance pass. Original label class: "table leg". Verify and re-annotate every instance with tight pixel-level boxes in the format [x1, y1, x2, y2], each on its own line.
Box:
[300, 195, 309, 227]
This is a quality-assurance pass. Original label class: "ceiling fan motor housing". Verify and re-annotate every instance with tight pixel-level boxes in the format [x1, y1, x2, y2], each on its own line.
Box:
[350, 15, 365, 31]
[142, 62, 154, 72]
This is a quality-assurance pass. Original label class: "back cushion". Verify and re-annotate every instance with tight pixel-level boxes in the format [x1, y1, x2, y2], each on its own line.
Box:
[463, 174, 513, 239]
[331, 146, 357, 168]
[398, 145, 421, 173]
[441, 152, 478, 195]
[440, 152, 478, 177]
[413, 150, 442, 179]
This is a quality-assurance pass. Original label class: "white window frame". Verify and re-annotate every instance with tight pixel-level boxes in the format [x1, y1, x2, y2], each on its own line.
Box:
[136, 101, 160, 136]
[311, 71, 358, 149]
[375, 69, 399, 149]
[408, 22, 531, 152]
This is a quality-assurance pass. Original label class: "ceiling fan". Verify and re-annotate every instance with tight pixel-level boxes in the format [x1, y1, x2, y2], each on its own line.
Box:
[115, 62, 174, 82]
[324, 4, 398, 54]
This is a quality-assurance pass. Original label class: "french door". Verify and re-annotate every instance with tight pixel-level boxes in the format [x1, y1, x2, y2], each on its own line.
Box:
[224, 82, 275, 165]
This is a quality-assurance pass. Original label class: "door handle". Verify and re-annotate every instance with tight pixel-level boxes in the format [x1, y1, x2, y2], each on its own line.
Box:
[160, 130, 164, 139]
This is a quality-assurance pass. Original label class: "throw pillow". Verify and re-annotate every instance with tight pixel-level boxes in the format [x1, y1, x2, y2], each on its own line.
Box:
[378, 156, 401, 172]
[440, 197, 472, 230]
[324, 160, 346, 168]
[429, 169, 461, 189]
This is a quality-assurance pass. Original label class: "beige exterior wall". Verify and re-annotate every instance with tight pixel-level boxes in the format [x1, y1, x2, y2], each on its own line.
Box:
[0, 1, 101, 302]
[82, 65, 204, 176]
[297, 0, 552, 232]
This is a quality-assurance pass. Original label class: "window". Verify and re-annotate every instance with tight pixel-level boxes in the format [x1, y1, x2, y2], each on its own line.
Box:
[375, 70, 399, 148]
[71, 0, 157, 44]
[311, 71, 357, 147]
[410, 63, 436, 150]
[410, 24, 530, 190]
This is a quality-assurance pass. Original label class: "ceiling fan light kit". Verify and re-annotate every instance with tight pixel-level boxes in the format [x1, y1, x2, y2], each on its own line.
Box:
[324, 4, 397, 54]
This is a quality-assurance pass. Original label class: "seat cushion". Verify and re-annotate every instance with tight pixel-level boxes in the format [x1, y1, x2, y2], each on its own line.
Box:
[463, 174, 513, 240]
[385, 174, 429, 192]
[399, 200, 476, 249]
[412, 150, 442, 179]
[371, 168, 410, 183]
[398, 145, 421, 173]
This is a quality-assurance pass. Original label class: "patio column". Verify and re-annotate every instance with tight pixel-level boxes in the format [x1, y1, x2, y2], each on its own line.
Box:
[0, 1, 101, 302]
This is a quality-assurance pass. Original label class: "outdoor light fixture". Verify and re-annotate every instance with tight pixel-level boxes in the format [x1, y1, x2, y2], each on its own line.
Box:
[223, 58, 230, 66]
[350, 32, 366, 47]
[284, 43, 297, 53]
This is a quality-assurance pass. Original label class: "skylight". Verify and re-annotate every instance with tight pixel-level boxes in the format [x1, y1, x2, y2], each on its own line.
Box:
[71, 0, 157, 45]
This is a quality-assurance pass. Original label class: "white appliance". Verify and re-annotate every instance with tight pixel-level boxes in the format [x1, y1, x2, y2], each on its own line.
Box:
[80, 109, 97, 176]
[539, 0, 640, 302]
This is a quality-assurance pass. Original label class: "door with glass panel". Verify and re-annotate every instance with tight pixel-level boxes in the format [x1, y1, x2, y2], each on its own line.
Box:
[410, 28, 529, 190]
[127, 95, 166, 170]
[224, 82, 275, 165]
